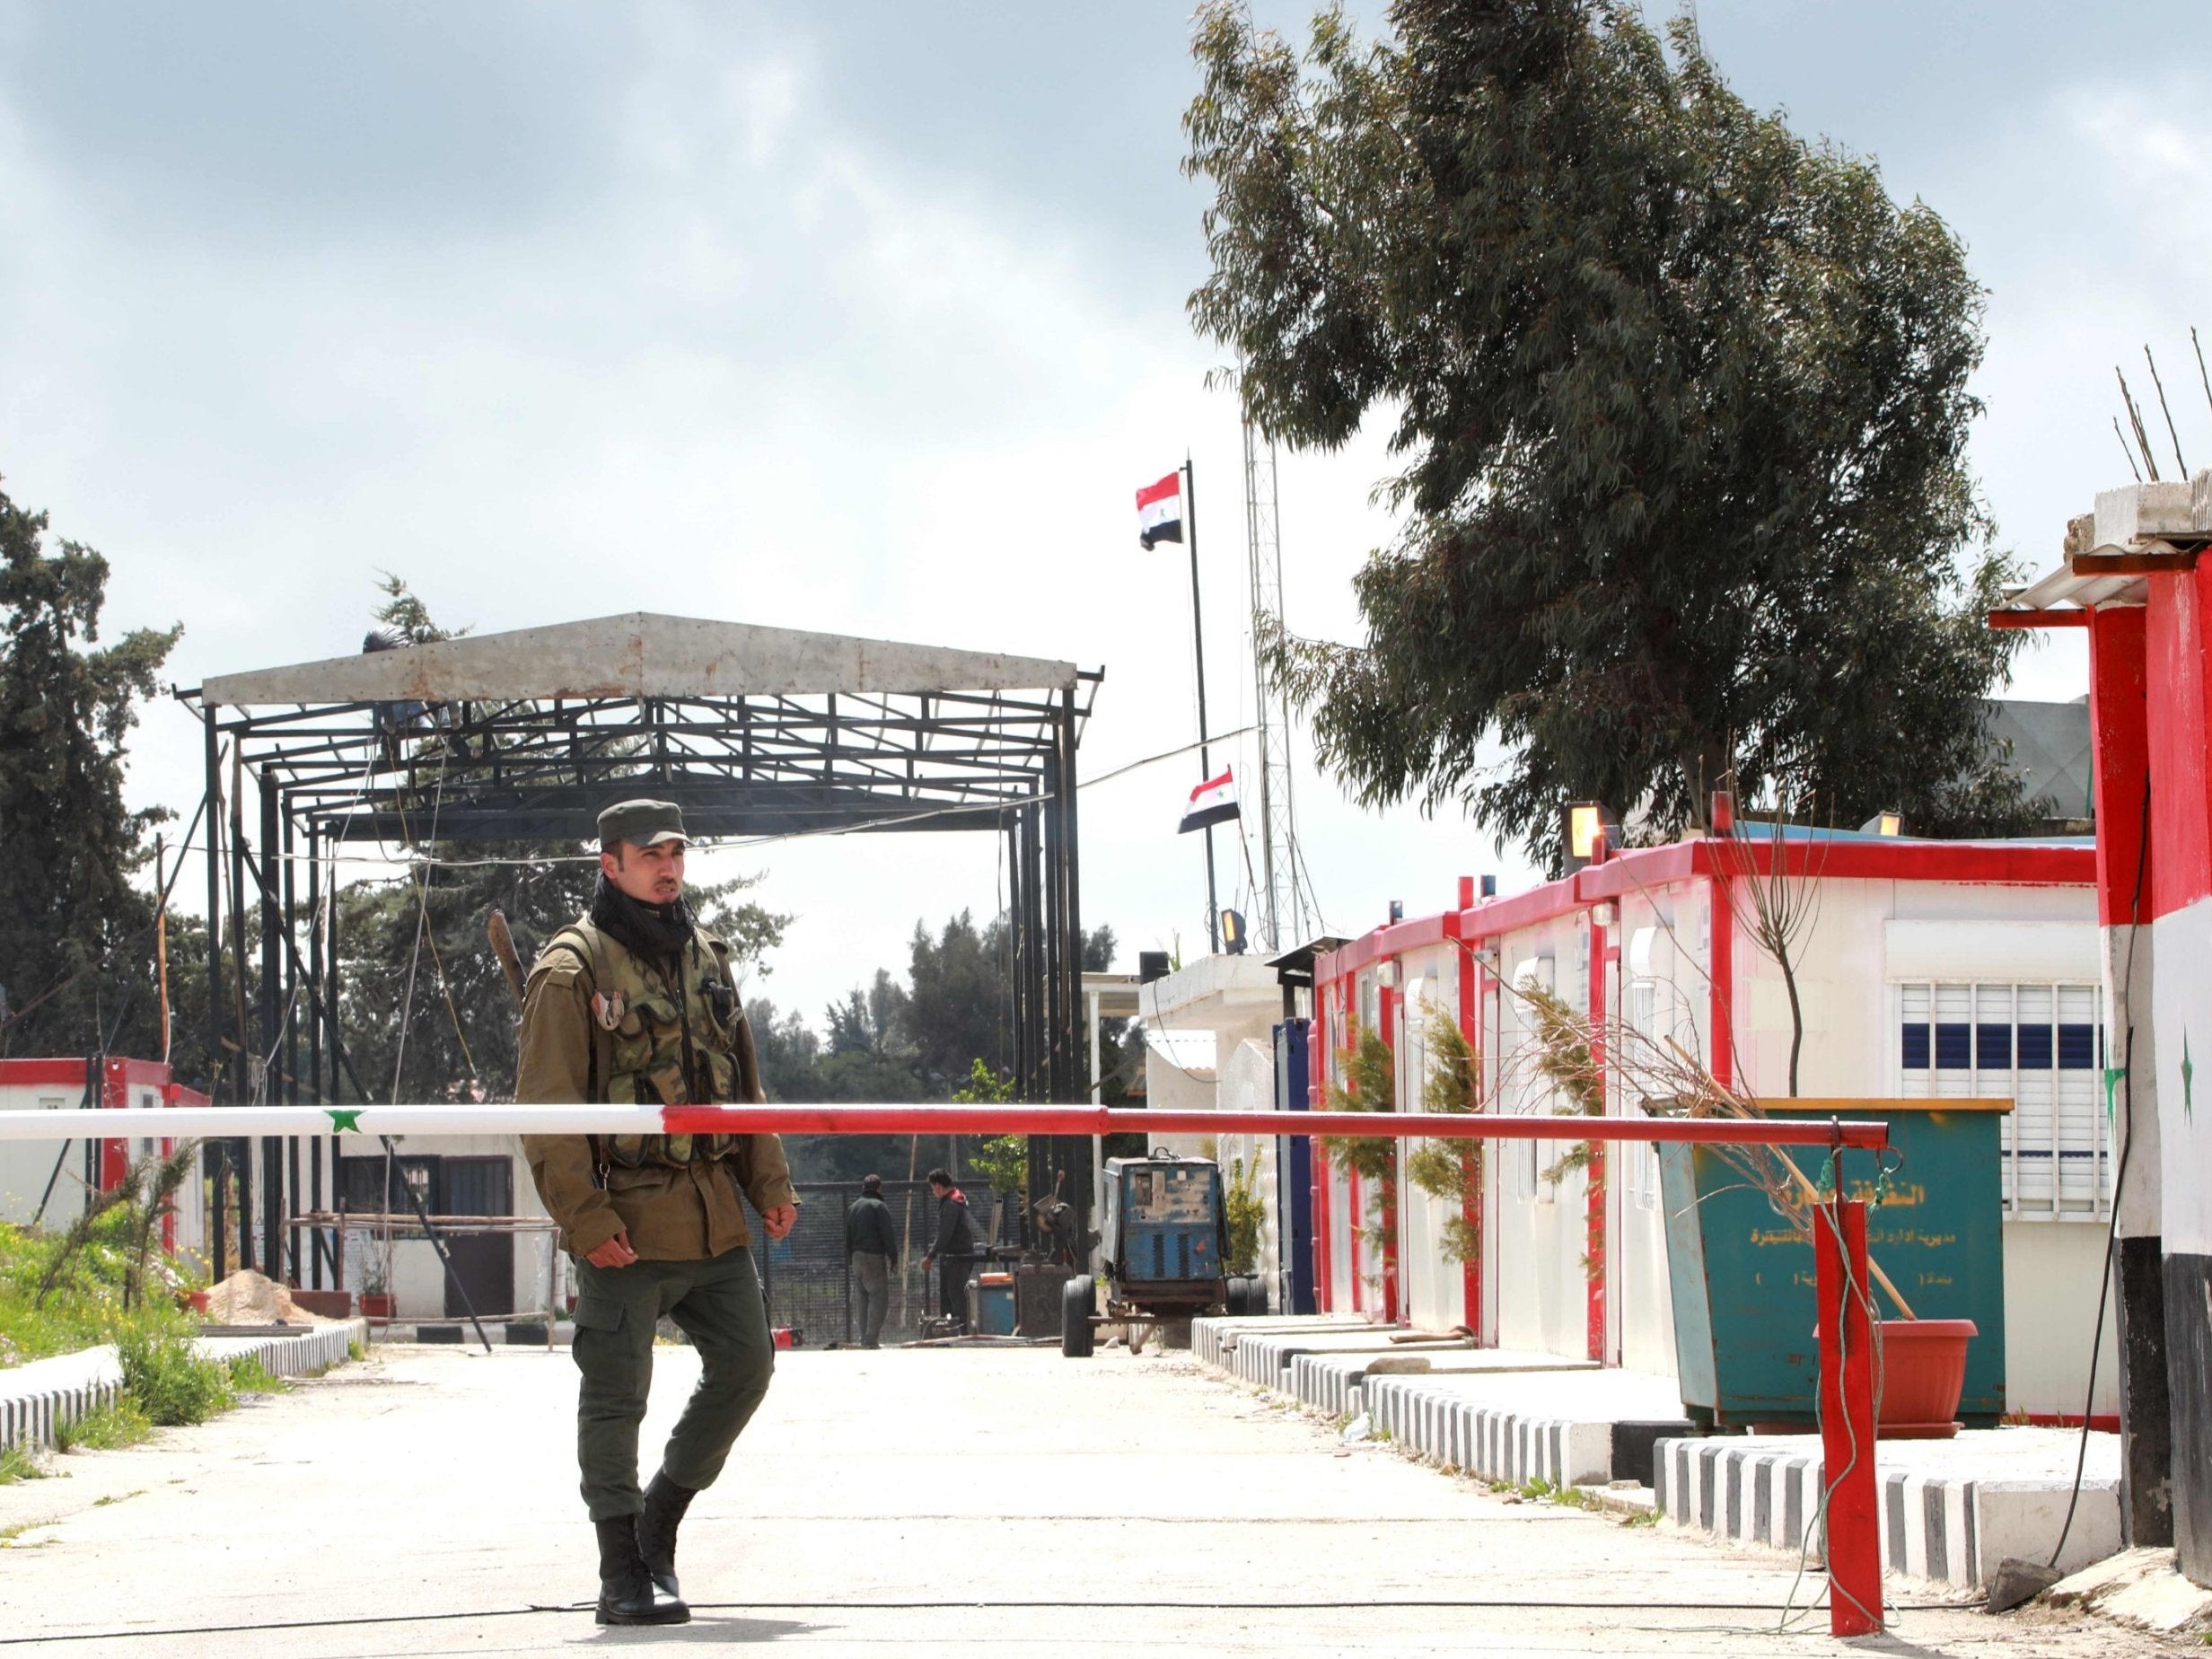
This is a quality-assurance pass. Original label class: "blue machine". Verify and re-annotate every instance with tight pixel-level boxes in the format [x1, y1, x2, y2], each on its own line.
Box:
[1062, 1152, 1236, 1356]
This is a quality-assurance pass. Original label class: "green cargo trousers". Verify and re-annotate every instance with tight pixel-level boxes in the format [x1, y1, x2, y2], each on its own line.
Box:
[570, 1244, 775, 1521]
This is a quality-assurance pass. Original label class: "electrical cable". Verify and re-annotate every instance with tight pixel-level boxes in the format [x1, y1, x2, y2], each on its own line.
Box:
[0, 1595, 1832, 1646]
[2047, 774, 2153, 1569]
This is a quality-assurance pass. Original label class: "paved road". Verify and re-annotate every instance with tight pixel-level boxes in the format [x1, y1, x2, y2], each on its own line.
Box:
[0, 1341, 2169, 1655]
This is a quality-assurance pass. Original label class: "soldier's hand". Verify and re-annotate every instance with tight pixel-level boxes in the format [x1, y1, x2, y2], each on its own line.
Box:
[760, 1203, 798, 1241]
[585, 1231, 639, 1268]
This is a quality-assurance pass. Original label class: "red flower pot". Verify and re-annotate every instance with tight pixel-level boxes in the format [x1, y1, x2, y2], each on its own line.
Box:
[1874, 1319, 1978, 1437]
[358, 1294, 396, 1321]
[1814, 1317, 1977, 1438]
[187, 1291, 209, 1313]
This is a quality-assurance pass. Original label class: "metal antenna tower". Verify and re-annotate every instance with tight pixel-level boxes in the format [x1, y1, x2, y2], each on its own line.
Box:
[1242, 414, 1306, 952]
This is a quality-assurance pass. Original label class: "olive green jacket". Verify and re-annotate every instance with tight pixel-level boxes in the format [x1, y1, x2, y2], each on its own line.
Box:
[516, 927, 797, 1261]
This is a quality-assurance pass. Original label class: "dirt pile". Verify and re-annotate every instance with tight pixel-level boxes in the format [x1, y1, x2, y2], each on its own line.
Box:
[198, 1269, 327, 1326]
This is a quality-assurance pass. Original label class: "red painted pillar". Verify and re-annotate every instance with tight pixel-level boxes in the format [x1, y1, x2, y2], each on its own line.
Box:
[1584, 916, 1608, 1362]
[98, 1059, 128, 1192]
[1456, 938, 1482, 1335]
[2087, 604, 2153, 920]
[1378, 981, 1400, 1325]
[1816, 1195, 1883, 1637]
[1312, 988, 1333, 1312]
[1707, 877, 1734, 1089]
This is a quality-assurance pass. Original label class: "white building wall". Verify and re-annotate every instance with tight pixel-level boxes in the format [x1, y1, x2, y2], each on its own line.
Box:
[1214, 1038, 1282, 1292]
[340, 1135, 557, 1322]
[1488, 912, 1600, 1362]
[1395, 944, 1462, 1332]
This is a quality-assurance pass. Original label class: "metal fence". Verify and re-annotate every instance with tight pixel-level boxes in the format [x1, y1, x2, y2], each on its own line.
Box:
[758, 1180, 1016, 1347]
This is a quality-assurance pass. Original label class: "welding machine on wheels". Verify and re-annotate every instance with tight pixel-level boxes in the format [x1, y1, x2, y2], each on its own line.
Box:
[1062, 1151, 1265, 1357]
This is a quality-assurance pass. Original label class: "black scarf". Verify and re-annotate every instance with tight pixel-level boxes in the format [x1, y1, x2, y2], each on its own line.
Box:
[591, 873, 694, 965]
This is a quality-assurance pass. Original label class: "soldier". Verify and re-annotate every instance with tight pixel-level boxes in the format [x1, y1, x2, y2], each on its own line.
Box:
[518, 798, 799, 1628]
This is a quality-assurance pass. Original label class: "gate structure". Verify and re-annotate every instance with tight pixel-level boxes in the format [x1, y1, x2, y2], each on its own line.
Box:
[178, 613, 1098, 1296]
[0, 1099, 1895, 1637]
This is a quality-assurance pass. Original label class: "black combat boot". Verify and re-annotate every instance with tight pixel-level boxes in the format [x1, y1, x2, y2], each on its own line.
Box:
[595, 1515, 689, 1626]
[637, 1470, 699, 1600]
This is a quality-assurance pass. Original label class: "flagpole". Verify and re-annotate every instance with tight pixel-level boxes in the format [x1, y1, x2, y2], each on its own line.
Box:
[1185, 454, 1220, 954]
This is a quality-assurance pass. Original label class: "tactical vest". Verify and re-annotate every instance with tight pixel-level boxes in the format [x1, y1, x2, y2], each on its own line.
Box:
[543, 917, 743, 1170]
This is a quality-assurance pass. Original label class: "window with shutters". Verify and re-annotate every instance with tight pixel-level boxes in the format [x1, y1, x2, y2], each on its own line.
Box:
[1894, 981, 2109, 1219]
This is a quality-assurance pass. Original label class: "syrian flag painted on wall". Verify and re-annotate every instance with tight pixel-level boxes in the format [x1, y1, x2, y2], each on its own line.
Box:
[1179, 768, 1240, 834]
[1137, 470, 1183, 549]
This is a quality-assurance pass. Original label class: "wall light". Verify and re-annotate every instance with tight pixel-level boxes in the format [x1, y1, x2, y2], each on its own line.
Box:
[1860, 811, 1903, 838]
[1562, 802, 1620, 872]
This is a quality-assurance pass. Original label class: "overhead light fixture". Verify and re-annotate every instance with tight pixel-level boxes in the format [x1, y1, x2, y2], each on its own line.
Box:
[1563, 802, 1620, 872]
[1221, 908, 1249, 954]
[1860, 811, 1903, 838]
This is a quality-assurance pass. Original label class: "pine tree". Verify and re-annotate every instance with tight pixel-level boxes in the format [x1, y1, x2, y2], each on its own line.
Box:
[0, 483, 180, 1060]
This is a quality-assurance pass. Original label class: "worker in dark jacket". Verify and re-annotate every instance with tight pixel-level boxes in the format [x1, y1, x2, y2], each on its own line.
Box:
[918, 1168, 979, 1332]
[844, 1175, 900, 1348]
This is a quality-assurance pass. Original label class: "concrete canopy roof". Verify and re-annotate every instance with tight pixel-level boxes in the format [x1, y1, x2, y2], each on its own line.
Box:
[199, 612, 1079, 707]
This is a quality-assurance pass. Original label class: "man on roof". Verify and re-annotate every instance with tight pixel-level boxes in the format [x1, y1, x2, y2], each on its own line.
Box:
[518, 797, 798, 1628]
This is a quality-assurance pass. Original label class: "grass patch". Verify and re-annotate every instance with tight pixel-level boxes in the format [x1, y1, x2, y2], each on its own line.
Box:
[91, 1489, 145, 1508]
[55, 1398, 153, 1453]
[225, 1355, 287, 1395]
[0, 1442, 48, 1484]
[118, 1329, 232, 1426]
[1619, 1507, 1659, 1527]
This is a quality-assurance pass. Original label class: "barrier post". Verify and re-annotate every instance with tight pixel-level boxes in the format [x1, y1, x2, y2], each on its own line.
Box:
[1815, 1194, 1883, 1636]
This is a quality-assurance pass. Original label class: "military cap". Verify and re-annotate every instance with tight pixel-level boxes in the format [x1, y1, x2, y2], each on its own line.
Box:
[597, 798, 688, 849]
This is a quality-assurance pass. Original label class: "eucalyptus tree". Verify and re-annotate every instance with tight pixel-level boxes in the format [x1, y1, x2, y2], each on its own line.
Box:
[1186, 0, 2032, 863]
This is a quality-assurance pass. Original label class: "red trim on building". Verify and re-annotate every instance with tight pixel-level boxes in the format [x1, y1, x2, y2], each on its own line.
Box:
[2146, 564, 2212, 922]
[0, 1058, 92, 1089]
[1313, 840, 2094, 992]
[2088, 604, 2154, 926]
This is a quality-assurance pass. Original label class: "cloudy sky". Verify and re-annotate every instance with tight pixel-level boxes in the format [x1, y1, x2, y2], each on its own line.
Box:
[3, 1, 2208, 1037]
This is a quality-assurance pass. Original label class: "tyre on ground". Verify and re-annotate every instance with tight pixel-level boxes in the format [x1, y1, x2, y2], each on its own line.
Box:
[1061, 1274, 1095, 1358]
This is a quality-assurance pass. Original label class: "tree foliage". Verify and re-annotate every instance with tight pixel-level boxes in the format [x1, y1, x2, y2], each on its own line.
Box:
[751, 912, 1130, 1183]
[0, 483, 180, 1061]
[1185, 0, 2032, 863]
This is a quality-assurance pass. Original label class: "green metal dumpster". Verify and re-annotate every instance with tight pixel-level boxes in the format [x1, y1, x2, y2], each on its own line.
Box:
[1659, 1099, 2011, 1429]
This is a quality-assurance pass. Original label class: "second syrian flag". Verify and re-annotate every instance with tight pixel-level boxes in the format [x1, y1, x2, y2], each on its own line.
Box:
[1137, 470, 1183, 549]
[1180, 768, 1240, 834]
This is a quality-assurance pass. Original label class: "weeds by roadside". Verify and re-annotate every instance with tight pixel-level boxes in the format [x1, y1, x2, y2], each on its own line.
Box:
[0, 1442, 47, 1484]
[117, 1329, 232, 1426]
[53, 1399, 152, 1453]
[225, 1356, 287, 1395]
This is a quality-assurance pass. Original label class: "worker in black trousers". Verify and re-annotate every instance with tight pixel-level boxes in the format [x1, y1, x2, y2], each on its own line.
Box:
[917, 1168, 978, 1332]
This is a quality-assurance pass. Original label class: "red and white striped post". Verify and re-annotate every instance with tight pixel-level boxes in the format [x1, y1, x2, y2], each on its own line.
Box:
[0, 1101, 1888, 1626]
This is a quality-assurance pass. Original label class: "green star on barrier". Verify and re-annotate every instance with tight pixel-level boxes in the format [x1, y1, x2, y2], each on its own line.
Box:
[325, 1108, 364, 1133]
[2184, 1033, 2195, 1124]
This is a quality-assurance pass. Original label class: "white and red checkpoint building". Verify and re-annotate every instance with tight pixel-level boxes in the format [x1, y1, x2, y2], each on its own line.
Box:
[1284, 831, 2116, 1426]
[1993, 475, 2212, 1585]
[0, 1058, 211, 1260]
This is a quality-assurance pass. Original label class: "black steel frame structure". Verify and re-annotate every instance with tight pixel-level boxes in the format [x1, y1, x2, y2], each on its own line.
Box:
[177, 653, 1100, 1299]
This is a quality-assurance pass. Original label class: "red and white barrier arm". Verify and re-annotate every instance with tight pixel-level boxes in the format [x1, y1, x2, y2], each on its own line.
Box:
[0, 1103, 1890, 1148]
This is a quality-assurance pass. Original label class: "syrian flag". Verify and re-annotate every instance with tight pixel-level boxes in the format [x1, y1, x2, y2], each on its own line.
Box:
[1179, 768, 1240, 834]
[1137, 470, 1183, 549]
